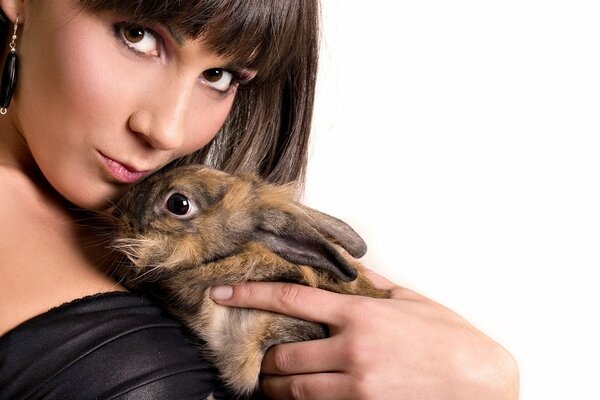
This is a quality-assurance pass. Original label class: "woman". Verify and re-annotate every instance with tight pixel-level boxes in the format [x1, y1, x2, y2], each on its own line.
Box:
[0, 0, 519, 399]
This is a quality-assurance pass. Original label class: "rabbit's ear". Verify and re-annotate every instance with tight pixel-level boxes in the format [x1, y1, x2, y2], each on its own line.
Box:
[298, 206, 367, 258]
[256, 216, 358, 282]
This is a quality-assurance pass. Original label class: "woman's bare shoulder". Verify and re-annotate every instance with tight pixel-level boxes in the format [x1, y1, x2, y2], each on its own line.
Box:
[0, 166, 125, 336]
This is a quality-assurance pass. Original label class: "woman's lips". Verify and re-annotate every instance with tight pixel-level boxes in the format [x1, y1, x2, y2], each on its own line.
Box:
[100, 153, 149, 184]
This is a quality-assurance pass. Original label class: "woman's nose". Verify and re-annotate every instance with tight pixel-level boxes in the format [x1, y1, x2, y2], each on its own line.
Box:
[128, 77, 193, 151]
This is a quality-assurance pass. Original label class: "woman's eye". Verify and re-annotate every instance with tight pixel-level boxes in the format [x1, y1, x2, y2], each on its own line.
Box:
[117, 23, 160, 57]
[200, 69, 234, 93]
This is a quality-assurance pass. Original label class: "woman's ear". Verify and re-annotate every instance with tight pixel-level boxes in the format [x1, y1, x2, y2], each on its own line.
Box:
[0, 0, 25, 23]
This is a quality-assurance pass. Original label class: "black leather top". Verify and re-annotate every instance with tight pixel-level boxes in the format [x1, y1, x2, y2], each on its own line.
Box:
[0, 291, 230, 399]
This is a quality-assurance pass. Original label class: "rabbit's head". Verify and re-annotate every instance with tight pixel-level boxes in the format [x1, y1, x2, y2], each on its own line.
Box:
[112, 164, 367, 282]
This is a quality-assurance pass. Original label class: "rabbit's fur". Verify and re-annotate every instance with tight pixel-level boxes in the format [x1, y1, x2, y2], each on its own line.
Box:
[112, 164, 390, 398]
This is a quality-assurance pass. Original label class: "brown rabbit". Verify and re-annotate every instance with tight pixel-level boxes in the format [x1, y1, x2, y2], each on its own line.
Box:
[111, 164, 390, 398]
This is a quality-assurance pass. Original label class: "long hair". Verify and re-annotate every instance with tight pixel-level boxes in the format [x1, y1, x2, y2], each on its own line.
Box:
[1, 1, 319, 191]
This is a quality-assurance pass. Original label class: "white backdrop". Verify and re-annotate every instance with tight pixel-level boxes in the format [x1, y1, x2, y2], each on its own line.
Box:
[304, 1, 600, 399]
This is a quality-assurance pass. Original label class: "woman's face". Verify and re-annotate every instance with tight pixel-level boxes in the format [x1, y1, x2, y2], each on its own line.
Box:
[6, 0, 246, 210]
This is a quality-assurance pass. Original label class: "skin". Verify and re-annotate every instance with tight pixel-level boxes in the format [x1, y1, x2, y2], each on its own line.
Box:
[212, 271, 520, 400]
[0, 0, 237, 334]
[0, 0, 519, 398]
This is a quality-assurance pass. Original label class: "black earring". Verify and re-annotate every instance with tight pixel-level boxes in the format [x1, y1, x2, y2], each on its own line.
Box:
[0, 16, 19, 115]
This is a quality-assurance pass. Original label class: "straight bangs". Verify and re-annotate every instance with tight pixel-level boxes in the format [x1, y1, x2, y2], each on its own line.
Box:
[78, 0, 308, 80]
[77, 0, 320, 189]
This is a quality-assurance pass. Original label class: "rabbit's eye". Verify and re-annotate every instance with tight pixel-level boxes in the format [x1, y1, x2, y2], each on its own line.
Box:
[166, 193, 191, 216]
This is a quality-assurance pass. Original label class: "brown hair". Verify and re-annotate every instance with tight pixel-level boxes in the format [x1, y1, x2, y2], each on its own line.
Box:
[1, 1, 320, 191]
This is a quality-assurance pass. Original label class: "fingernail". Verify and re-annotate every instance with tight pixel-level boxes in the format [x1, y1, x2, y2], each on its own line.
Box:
[210, 285, 233, 301]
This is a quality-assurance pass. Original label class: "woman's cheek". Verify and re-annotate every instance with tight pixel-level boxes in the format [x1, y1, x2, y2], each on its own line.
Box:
[180, 92, 236, 154]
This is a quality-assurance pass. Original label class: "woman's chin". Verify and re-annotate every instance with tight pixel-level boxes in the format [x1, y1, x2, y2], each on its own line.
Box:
[58, 184, 127, 213]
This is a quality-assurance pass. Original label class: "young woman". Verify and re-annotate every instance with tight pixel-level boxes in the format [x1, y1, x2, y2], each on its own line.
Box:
[0, 1, 519, 399]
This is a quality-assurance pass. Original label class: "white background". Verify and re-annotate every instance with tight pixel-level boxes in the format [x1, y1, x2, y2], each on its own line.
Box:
[304, 1, 600, 399]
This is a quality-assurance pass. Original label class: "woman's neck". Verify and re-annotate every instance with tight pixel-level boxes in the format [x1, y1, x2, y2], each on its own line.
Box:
[0, 113, 36, 172]
[0, 115, 74, 210]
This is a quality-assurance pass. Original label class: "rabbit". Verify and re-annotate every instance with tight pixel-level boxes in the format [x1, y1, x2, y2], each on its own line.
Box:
[111, 164, 390, 398]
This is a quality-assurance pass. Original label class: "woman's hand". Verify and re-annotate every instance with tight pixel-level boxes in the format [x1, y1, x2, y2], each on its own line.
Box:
[210, 270, 519, 400]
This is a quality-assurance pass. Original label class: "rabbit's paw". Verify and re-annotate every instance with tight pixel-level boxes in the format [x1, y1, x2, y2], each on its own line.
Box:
[217, 347, 263, 398]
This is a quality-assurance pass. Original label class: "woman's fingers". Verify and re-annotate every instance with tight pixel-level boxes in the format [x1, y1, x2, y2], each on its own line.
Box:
[261, 337, 343, 375]
[260, 372, 358, 400]
[211, 274, 519, 400]
[209, 268, 426, 325]
[210, 281, 354, 326]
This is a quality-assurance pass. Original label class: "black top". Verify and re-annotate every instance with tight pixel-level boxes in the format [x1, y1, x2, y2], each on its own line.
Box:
[0, 292, 231, 400]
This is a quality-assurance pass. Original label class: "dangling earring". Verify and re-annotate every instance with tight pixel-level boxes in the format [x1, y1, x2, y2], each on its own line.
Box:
[0, 16, 19, 115]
